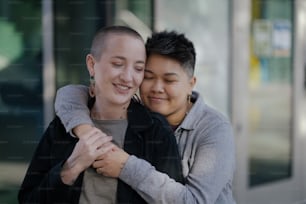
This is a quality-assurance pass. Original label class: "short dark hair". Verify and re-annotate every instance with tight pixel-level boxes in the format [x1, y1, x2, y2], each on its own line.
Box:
[145, 31, 196, 77]
[90, 25, 144, 60]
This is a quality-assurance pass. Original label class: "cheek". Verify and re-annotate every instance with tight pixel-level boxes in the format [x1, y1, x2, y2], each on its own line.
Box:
[167, 88, 187, 105]
[135, 74, 144, 87]
[93, 73, 102, 85]
[139, 81, 150, 93]
[174, 83, 192, 97]
[165, 86, 180, 98]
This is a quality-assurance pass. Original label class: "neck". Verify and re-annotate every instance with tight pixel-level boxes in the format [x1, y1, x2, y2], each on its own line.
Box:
[91, 98, 129, 120]
[167, 102, 193, 126]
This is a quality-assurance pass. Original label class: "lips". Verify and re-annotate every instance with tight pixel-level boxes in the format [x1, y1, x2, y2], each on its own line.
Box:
[116, 84, 130, 90]
[114, 83, 131, 93]
[148, 96, 166, 103]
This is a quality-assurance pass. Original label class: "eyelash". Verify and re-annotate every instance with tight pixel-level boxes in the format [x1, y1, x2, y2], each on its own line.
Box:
[113, 62, 123, 67]
[135, 67, 144, 72]
[165, 80, 175, 83]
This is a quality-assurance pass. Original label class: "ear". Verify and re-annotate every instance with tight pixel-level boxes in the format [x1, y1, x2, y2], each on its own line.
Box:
[189, 76, 196, 90]
[86, 54, 95, 76]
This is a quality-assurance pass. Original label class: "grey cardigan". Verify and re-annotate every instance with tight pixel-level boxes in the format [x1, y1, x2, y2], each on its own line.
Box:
[55, 85, 236, 204]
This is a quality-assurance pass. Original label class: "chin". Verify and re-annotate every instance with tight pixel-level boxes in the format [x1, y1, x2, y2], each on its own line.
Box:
[113, 97, 131, 105]
[149, 107, 164, 114]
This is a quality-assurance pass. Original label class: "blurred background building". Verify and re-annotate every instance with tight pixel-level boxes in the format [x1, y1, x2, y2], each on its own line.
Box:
[0, 0, 305, 203]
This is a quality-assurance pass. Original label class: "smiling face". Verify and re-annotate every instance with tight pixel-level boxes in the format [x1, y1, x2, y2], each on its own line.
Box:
[140, 54, 196, 126]
[87, 34, 146, 108]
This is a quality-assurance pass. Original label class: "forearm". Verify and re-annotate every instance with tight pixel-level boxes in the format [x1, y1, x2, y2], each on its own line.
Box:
[119, 130, 236, 204]
[54, 84, 93, 132]
[119, 156, 189, 204]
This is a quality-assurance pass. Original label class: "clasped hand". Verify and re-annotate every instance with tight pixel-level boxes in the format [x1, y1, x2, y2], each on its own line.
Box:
[93, 145, 129, 178]
[65, 127, 129, 180]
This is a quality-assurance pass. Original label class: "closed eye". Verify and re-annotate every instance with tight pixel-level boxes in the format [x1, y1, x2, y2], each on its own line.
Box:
[135, 66, 144, 72]
[165, 79, 176, 83]
[113, 62, 123, 67]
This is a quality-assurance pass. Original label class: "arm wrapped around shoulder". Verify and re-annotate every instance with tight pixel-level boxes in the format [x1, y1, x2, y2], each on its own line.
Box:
[54, 84, 93, 132]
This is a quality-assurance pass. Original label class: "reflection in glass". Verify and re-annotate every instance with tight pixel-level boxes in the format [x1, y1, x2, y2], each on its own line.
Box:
[0, 1, 42, 203]
[249, 0, 293, 187]
[54, 0, 153, 88]
[154, 0, 230, 115]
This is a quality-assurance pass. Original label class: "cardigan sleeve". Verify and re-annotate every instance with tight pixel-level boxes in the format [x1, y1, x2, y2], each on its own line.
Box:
[54, 84, 93, 132]
[119, 122, 236, 204]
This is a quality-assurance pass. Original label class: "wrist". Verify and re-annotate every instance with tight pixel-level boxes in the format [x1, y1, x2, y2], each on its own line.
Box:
[60, 159, 83, 185]
[72, 124, 94, 138]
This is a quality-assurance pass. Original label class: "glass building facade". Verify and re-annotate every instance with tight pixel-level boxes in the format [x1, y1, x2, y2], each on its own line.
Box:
[0, 0, 305, 203]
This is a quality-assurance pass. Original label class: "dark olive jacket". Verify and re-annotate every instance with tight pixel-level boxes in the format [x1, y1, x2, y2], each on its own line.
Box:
[18, 100, 183, 204]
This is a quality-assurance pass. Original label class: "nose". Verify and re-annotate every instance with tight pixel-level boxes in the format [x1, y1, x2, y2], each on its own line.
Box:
[119, 67, 133, 82]
[151, 79, 164, 93]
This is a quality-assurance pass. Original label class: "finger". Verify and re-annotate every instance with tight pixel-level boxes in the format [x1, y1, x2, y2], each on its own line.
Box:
[93, 136, 113, 150]
[96, 167, 102, 174]
[98, 140, 116, 150]
[85, 129, 110, 146]
[96, 143, 120, 160]
[94, 129, 109, 138]
[92, 158, 106, 169]
[96, 167, 107, 175]
[95, 143, 117, 161]
[96, 153, 106, 161]
[97, 142, 116, 155]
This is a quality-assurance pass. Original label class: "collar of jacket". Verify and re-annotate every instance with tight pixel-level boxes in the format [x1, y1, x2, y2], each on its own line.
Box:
[88, 97, 153, 133]
[127, 99, 153, 132]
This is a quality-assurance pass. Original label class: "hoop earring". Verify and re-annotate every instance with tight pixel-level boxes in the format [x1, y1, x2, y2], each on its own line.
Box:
[187, 94, 192, 104]
[89, 75, 95, 97]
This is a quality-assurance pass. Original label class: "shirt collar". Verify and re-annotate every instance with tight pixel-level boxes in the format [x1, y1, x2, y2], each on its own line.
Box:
[175, 91, 205, 131]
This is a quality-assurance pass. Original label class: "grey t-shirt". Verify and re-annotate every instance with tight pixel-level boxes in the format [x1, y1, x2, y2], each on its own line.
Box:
[79, 119, 128, 204]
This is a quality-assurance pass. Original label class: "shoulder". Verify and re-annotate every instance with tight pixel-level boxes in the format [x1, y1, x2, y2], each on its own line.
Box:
[57, 84, 89, 94]
[128, 100, 172, 134]
[195, 104, 232, 134]
[191, 92, 231, 126]
[185, 93, 233, 137]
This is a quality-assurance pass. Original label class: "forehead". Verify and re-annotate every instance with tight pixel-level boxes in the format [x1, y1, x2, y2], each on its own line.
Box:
[101, 34, 146, 59]
[104, 34, 142, 47]
[146, 54, 184, 74]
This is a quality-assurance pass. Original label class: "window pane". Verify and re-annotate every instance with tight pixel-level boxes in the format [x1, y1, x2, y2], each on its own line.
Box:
[0, 1, 42, 202]
[155, 0, 230, 116]
[249, 0, 293, 187]
[54, 0, 153, 88]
